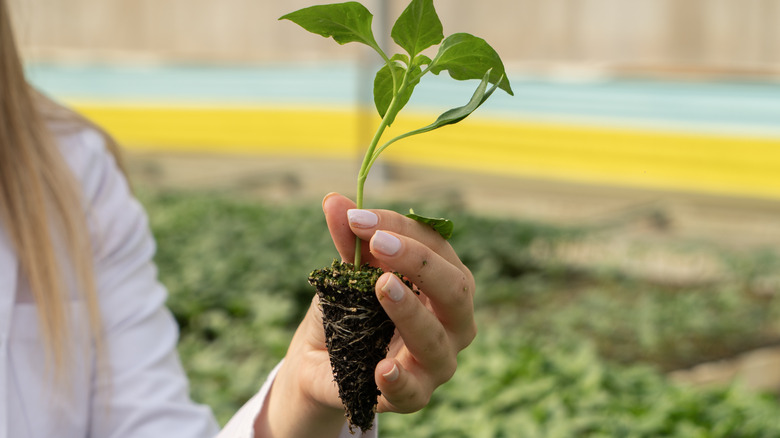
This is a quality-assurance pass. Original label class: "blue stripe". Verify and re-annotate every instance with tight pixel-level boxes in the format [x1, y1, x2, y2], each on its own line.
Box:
[25, 63, 780, 137]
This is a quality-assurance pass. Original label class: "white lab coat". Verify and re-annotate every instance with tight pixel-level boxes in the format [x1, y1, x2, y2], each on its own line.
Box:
[0, 127, 374, 437]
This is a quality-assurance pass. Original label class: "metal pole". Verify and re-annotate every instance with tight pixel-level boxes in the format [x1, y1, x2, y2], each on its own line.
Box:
[356, 0, 392, 194]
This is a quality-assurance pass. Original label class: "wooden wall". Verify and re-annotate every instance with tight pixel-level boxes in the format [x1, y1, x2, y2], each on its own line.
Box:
[10, 0, 780, 76]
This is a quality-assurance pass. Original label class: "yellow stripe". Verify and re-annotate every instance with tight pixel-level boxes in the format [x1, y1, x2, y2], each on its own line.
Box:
[75, 105, 361, 157]
[72, 103, 780, 200]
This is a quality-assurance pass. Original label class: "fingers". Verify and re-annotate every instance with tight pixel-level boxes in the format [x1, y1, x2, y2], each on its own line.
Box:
[321, 192, 478, 415]
[323, 192, 476, 348]
[372, 273, 459, 414]
[371, 232, 476, 348]
[379, 274, 457, 375]
[322, 193, 361, 263]
[374, 358, 433, 414]
[347, 204, 462, 270]
[285, 296, 345, 411]
[322, 192, 463, 270]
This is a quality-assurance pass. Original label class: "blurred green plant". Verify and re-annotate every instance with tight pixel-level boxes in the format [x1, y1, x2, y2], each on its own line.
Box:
[381, 316, 780, 437]
[140, 189, 780, 432]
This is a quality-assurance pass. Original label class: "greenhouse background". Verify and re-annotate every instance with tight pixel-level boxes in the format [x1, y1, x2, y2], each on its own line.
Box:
[10, 0, 780, 435]
[13, 0, 780, 199]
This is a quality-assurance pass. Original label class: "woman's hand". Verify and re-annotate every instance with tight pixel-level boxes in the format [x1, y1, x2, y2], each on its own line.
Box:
[257, 192, 476, 437]
[323, 192, 477, 413]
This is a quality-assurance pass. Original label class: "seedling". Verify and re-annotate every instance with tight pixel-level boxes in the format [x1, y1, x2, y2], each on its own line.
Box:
[281, 0, 512, 431]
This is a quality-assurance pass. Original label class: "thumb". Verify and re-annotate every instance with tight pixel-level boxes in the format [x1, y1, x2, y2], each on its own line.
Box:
[322, 192, 364, 263]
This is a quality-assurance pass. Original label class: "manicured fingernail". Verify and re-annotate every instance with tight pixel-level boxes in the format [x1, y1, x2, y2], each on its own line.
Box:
[372, 230, 401, 256]
[382, 363, 400, 382]
[347, 209, 378, 228]
[381, 275, 405, 302]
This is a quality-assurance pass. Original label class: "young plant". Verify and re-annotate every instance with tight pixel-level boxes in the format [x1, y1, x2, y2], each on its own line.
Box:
[281, 0, 512, 432]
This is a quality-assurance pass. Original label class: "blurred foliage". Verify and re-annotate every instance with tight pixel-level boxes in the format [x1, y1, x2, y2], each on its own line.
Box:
[381, 317, 780, 437]
[139, 189, 780, 433]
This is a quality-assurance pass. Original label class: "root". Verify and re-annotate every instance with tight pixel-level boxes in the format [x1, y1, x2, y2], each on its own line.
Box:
[308, 260, 397, 433]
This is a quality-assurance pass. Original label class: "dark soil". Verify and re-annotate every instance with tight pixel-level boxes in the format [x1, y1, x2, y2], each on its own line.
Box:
[308, 260, 396, 433]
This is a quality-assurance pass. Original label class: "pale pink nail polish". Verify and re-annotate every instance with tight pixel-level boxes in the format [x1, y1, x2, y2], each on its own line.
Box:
[381, 275, 405, 302]
[372, 230, 401, 256]
[382, 364, 400, 382]
[347, 209, 378, 228]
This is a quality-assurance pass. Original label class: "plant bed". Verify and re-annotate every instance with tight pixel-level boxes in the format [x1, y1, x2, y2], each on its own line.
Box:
[140, 189, 780, 429]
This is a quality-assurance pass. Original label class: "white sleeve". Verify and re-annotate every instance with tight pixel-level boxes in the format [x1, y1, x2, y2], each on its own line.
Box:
[65, 129, 220, 437]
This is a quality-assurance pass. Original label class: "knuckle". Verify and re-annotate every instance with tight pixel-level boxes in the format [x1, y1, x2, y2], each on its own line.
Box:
[458, 319, 478, 350]
[439, 352, 458, 385]
[423, 328, 450, 361]
[402, 389, 431, 413]
[453, 276, 470, 302]
[389, 379, 431, 414]
[381, 209, 410, 231]
[453, 271, 476, 303]
[423, 338, 458, 387]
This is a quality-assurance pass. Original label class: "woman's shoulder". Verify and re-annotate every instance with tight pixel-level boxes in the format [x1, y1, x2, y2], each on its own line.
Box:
[56, 125, 112, 172]
[54, 126, 125, 205]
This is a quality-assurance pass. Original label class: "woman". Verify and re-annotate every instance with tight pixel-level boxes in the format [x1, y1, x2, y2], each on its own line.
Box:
[0, 1, 477, 437]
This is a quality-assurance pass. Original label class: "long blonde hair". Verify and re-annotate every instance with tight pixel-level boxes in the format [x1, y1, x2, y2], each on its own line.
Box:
[1, 0, 113, 384]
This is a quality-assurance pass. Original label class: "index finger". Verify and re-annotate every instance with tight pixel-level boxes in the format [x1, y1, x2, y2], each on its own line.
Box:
[323, 192, 464, 271]
[322, 192, 369, 264]
[346, 207, 464, 272]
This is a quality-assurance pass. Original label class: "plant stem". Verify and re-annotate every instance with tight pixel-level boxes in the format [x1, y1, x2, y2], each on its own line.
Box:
[353, 114, 390, 268]
[353, 70, 411, 269]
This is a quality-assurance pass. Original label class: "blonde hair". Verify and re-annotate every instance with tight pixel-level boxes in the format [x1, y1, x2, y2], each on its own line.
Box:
[1, 0, 113, 384]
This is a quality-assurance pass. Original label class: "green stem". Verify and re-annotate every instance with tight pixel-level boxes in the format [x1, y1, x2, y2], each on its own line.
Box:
[353, 112, 390, 269]
[353, 70, 412, 269]
[366, 129, 419, 172]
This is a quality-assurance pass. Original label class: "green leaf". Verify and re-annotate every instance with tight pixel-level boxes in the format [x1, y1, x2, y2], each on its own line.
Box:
[406, 209, 454, 240]
[391, 0, 444, 59]
[413, 54, 433, 68]
[373, 64, 402, 122]
[279, 2, 381, 53]
[430, 33, 514, 95]
[391, 53, 411, 66]
[374, 57, 421, 126]
[366, 69, 501, 168]
[409, 69, 500, 134]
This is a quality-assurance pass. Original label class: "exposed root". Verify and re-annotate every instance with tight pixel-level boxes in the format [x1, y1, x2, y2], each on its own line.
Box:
[308, 260, 398, 433]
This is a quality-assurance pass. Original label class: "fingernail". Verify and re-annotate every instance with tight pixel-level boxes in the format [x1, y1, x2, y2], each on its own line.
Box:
[382, 363, 400, 382]
[347, 209, 378, 228]
[372, 231, 401, 256]
[321, 192, 338, 208]
[381, 275, 405, 302]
